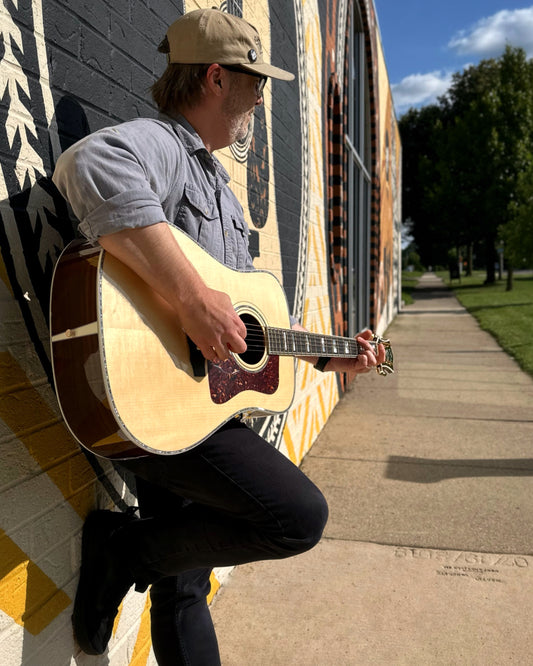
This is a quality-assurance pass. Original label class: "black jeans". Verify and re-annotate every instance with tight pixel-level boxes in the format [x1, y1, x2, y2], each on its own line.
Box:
[118, 420, 328, 665]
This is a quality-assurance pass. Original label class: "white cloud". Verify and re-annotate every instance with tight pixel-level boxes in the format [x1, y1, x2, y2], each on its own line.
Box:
[392, 7, 533, 115]
[392, 70, 454, 114]
[391, 7, 533, 115]
[448, 7, 533, 58]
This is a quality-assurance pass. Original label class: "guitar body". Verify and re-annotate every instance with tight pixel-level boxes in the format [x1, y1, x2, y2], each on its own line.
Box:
[50, 225, 295, 459]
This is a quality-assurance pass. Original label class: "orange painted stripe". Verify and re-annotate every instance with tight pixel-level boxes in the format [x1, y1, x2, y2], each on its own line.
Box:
[0, 529, 70, 635]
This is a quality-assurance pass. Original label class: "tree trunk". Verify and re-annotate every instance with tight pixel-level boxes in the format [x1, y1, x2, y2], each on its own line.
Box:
[506, 263, 514, 291]
[484, 236, 497, 284]
[466, 243, 473, 276]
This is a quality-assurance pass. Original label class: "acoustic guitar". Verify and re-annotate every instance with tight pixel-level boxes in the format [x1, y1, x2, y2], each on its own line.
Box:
[50, 225, 393, 460]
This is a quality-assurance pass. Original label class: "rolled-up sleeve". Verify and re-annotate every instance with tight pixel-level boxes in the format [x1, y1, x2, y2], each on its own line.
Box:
[53, 122, 178, 243]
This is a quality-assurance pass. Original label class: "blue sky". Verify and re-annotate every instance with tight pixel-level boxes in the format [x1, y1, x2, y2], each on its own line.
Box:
[374, 2, 533, 116]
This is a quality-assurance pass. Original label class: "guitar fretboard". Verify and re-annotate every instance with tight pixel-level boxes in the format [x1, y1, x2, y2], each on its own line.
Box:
[266, 327, 363, 358]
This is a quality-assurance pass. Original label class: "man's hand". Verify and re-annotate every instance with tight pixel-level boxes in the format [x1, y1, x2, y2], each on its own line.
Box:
[323, 329, 386, 375]
[98, 223, 246, 362]
[178, 284, 247, 362]
[292, 324, 386, 375]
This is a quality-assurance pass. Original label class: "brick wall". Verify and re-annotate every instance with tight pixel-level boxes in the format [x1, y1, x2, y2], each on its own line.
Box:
[0, 1, 400, 662]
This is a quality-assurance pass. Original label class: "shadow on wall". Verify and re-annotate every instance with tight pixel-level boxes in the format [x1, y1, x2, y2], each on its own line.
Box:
[0, 95, 135, 661]
[1, 95, 89, 381]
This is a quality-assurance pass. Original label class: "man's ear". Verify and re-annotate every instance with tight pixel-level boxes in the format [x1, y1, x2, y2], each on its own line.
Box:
[206, 64, 224, 95]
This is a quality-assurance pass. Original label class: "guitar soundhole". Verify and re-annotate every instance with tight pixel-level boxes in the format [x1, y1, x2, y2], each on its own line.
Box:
[237, 312, 266, 366]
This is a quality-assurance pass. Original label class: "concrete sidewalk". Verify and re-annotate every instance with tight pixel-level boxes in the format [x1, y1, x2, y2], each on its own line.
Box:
[210, 273, 533, 665]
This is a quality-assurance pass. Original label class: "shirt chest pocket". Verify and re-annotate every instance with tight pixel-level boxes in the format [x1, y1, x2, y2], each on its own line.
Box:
[232, 215, 248, 240]
[230, 216, 251, 269]
[176, 185, 219, 243]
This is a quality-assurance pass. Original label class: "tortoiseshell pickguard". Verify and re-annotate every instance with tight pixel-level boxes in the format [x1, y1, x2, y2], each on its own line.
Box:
[208, 355, 280, 404]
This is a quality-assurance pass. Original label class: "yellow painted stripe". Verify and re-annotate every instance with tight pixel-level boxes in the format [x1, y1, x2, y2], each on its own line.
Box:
[314, 206, 326, 264]
[130, 595, 153, 666]
[306, 400, 317, 459]
[330, 379, 338, 414]
[112, 600, 124, 637]
[299, 398, 311, 462]
[0, 351, 95, 518]
[0, 352, 97, 632]
[282, 427, 298, 465]
[0, 529, 70, 635]
[206, 570, 220, 605]
[316, 383, 326, 423]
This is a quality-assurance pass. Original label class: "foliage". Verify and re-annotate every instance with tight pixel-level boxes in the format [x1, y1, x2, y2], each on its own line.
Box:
[504, 163, 533, 268]
[399, 47, 533, 286]
[400, 105, 447, 267]
[445, 271, 533, 377]
[402, 243, 424, 271]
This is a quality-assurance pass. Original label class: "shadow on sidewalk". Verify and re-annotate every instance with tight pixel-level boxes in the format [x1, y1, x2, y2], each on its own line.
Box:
[401, 308, 466, 315]
[386, 455, 533, 483]
[411, 286, 451, 298]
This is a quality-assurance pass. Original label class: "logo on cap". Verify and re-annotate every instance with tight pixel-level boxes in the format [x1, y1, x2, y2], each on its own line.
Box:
[248, 49, 257, 62]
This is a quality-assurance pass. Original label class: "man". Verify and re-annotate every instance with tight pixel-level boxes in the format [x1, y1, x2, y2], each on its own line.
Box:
[53, 8, 385, 665]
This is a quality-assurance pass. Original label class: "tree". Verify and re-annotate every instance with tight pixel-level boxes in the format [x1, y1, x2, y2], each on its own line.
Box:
[494, 47, 533, 288]
[504, 163, 533, 273]
[441, 59, 501, 281]
[399, 105, 449, 267]
[399, 46, 533, 286]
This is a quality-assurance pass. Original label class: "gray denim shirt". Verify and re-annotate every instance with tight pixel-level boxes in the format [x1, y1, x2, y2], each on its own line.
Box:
[53, 114, 254, 271]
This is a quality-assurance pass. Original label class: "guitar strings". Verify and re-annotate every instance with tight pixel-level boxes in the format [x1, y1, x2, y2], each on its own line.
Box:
[229, 322, 366, 357]
[226, 323, 388, 360]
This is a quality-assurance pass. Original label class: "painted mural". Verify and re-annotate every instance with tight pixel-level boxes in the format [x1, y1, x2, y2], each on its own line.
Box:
[0, 0, 400, 662]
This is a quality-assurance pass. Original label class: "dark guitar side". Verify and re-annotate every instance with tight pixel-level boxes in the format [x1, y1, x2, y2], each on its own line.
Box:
[50, 241, 148, 459]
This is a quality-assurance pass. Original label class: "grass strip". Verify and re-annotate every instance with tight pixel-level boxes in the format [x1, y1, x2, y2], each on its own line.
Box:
[437, 271, 533, 378]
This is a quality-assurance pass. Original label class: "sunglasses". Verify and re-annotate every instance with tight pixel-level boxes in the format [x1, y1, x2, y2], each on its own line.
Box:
[220, 65, 268, 97]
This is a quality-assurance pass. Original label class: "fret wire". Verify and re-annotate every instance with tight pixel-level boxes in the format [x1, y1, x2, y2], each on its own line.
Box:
[266, 327, 361, 357]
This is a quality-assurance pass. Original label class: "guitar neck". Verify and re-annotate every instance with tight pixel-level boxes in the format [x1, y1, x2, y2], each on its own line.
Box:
[266, 327, 363, 358]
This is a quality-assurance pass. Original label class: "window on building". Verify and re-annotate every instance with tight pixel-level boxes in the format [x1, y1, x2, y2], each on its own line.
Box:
[345, 3, 371, 336]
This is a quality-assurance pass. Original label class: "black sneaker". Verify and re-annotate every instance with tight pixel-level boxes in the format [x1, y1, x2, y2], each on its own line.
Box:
[72, 509, 138, 655]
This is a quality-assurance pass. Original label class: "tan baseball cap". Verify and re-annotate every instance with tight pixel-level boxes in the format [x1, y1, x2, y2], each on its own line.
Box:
[164, 8, 294, 81]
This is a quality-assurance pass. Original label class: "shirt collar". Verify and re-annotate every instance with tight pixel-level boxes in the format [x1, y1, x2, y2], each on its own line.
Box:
[159, 112, 230, 185]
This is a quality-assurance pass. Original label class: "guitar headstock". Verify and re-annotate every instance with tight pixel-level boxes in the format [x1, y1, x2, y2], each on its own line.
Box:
[371, 334, 394, 376]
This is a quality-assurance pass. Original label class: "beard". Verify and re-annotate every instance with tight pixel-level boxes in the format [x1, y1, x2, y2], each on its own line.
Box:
[224, 106, 254, 144]
[221, 82, 255, 144]
[229, 112, 253, 143]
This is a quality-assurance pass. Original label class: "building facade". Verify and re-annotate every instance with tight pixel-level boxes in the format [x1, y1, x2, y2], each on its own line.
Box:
[0, 0, 401, 662]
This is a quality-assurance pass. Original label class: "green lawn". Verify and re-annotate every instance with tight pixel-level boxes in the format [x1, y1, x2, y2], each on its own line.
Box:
[436, 271, 533, 377]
